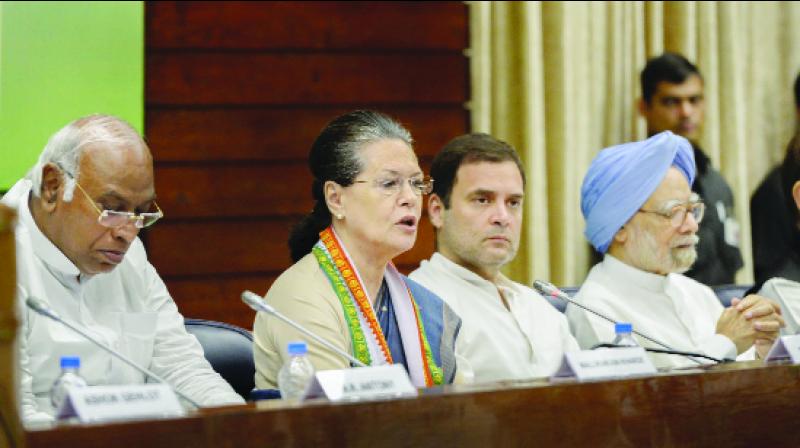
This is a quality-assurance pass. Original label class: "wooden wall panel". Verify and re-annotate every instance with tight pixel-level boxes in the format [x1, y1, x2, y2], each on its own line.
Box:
[147, 108, 466, 162]
[147, 1, 467, 50]
[145, 2, 468, 329]
[147, 53, 466, 105]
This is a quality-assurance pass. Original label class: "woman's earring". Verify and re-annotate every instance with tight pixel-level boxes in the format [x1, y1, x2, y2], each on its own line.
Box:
[336, 214, 344, 220]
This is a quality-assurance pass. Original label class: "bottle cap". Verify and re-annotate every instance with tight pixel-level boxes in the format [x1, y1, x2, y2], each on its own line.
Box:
[615, 323, 632, 333]
[60, 356, 80, 369]
[287, 341, 308, 356]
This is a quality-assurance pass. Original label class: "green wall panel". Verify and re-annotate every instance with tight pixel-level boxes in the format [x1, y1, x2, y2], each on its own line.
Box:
[0, 1, 143, 190]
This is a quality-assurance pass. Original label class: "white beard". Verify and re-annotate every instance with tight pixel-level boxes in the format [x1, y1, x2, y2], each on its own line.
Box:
[626, 224, 699, 274]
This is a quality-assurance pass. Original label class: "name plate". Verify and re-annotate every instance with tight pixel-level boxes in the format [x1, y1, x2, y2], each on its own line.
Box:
[765, 335, 800, 364]
[57, 384, 185, 422]
[306, 364, 418, 402]
[552, 347, 657, 382]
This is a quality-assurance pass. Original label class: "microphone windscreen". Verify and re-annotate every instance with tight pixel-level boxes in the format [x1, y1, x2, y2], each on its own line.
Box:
[26, 297, 54, 317]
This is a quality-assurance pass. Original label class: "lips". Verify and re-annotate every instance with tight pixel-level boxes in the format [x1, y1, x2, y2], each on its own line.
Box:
[395, 215, 418, 231]
[99, 250, 126, 264]
[486, 235, 511, 244]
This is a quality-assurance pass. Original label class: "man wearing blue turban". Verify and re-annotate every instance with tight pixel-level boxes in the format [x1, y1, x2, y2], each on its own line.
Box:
[566, 131, 784, 369]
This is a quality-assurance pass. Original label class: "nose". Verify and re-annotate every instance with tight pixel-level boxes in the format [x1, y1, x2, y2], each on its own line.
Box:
[679, 209, 699, 234]
[678, 100, 694, 118]
[397, 179, 418, 208]
[490, 202, 511, 226]
[110, 221, 140, 244]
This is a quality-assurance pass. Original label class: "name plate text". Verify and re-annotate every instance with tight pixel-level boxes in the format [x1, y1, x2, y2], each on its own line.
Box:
[58, 384, 184, 422]
[552, 347, 657, 382]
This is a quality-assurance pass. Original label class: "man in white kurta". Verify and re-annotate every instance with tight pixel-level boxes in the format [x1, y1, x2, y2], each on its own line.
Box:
[568, 255, 740, 368]
[410, 133, 578, 382]
[568, 131, 783, 369]
[5, 116, 243, 424]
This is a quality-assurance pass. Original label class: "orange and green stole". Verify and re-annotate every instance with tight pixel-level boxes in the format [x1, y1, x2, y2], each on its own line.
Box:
[312, 227, 444, 387]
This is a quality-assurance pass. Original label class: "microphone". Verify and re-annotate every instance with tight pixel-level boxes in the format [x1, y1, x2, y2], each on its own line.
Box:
[590, 343, 728, 364]
[25, 297, 202, 408]
[241, 291, 368, 368]
[532, 280, 729, 364]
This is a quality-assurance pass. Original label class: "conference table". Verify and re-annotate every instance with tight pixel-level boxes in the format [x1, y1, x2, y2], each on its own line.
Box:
[25, 360, 800, 447]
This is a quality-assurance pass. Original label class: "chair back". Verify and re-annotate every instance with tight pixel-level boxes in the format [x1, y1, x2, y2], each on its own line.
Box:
[184, 318, 255, 400]
[711, 284, 753, 308]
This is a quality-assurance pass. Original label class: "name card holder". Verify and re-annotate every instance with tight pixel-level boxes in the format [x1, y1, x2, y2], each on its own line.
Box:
[305, 364, 418, 402]
[58, 384, 185, 423]
[764, 335, 800, 364]
[552, 347, 657, 382]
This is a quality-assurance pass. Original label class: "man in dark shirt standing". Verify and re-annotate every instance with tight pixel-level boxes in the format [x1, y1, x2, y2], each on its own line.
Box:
[638, 53, 743, 285]
[750, 73, 800, 287]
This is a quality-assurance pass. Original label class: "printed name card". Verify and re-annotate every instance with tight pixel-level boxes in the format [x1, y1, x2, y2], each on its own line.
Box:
[306, 364, 418, 402]
[552, 348, 657, 382]
[764, 335, 800, 364]
[58, 384, 184, 422]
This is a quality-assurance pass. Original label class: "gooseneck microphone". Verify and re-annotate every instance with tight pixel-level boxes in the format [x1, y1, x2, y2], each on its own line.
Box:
[532, 280, 729, 364]
[241, 291, 368, 368]
[25, 297, 202, 408]
[590, 343, 728, 363]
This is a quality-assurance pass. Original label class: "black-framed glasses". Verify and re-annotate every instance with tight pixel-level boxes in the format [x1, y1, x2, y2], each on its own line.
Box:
[638, 201, 705, 228]
[353, 176, 434, 196]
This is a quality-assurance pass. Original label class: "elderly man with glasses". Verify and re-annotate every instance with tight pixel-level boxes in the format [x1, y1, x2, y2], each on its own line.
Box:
[566, 131, 784, 369]
[1, 114, 243, 424]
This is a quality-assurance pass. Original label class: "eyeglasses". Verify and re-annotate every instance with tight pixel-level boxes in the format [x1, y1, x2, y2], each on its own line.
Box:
[353, 176, 434, 196]
[638, 201, 705, 228]
[73, 181, 164, 229]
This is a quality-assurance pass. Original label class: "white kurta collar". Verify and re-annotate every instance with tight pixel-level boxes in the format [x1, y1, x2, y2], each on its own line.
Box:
[602, 254, 668, 294]
[428, 252, 514, 291]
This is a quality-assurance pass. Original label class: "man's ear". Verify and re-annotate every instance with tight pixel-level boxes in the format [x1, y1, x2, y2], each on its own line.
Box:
[791, 180, 800, 212]
[428, 194, 445, 229]
[38, 164, 63, 212]
[324, 180, 345, 219]
[636, 97, 648, 118]
[613, 225, 629, 245]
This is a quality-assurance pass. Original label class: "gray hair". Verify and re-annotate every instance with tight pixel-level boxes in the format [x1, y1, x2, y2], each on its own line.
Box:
[288, 110, 414, 261]
[28, 114, 146, 201]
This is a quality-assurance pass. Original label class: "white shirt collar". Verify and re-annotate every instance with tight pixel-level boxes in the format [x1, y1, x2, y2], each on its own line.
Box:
[428, 252, 515, 292]
[15, 180, 83, 279]
[601, 254, 668, 294]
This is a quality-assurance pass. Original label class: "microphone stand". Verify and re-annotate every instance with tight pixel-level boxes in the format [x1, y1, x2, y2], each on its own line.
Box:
[26, 297, 202, 408]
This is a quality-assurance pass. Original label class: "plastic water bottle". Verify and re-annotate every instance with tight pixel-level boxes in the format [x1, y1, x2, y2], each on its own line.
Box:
[277, 341, 315, 401]
[612, 323, 639, 347]
[50, 356, 88, 411]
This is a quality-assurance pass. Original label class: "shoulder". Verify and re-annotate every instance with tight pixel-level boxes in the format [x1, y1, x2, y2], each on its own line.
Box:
[265, 253, 336, 307]
[403, 275, 444, 307]
[574, 263, 612, 302]
[508, 279, 567, 315]
[698, 166, 735, 201]
[408, 257, 440, 288]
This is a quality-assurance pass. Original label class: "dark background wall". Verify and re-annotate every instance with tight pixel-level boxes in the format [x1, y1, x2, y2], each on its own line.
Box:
[144, 1, 470, 328]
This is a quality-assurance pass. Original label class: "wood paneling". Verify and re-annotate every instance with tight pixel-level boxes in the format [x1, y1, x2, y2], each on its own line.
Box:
[147, 107, 467, 162]
[145, 2, 468, 328]
[147, 218, 434, 276]
[147, 53, 467, 105]
[154, 161, 435, 219]
[147, 1, 467, 50]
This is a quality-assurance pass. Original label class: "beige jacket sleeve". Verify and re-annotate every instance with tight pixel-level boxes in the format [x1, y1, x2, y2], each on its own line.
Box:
[253, 254, 353, 389]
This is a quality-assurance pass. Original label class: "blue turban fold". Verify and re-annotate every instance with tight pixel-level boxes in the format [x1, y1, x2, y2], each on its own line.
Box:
[581, 131, 696, 253]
